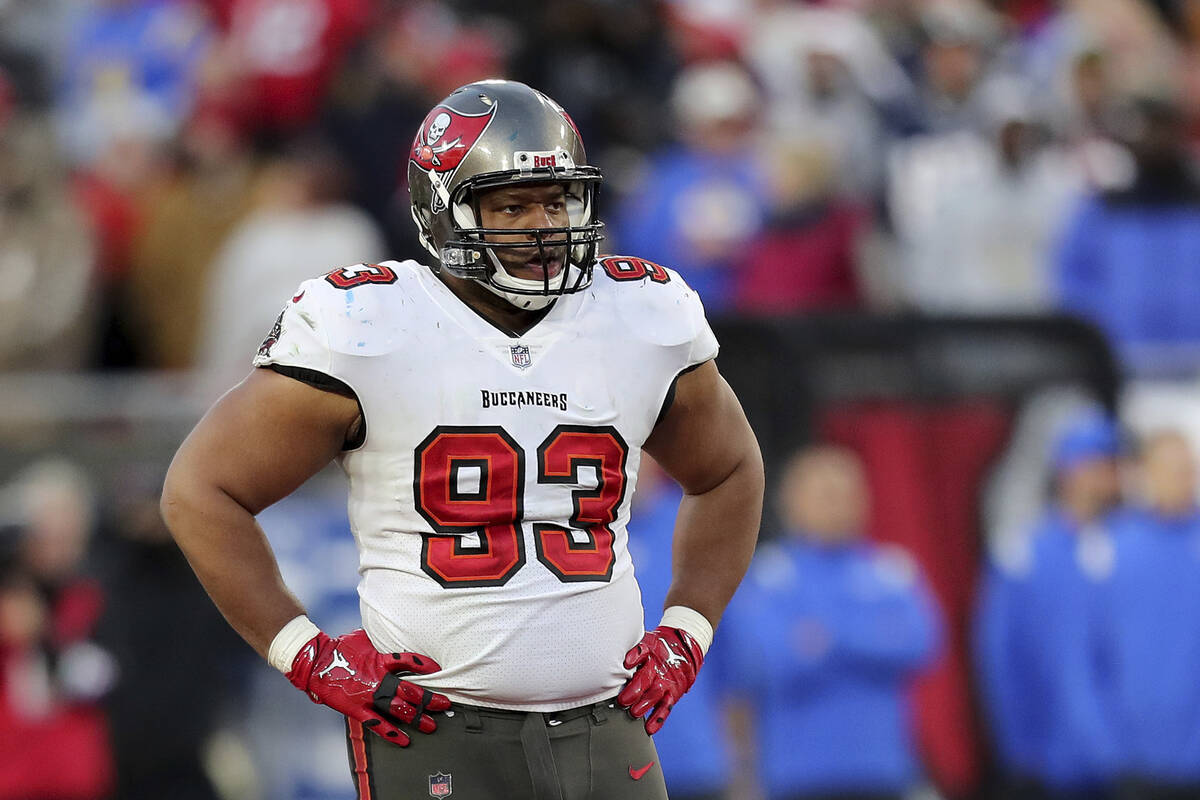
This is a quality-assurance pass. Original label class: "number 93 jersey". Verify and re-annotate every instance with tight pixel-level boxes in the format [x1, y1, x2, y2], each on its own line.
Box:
[253, 257, 718, 711]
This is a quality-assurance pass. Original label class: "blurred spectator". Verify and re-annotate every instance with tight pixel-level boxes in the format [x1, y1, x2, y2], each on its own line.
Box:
[611, 60, 768, 313]
[1056, 48, 1114, 140]
[1052, 49, 1137, 192]
[886, 76, 1083, 313]
[907, 0, 1006, 136]
[0, 459, 115, 800]
[1055, 93, 1200, 372]
[125, 97, 263, 369]
[0, 0, 76, 110]
[0, 107, 98, 369]
[1018, 1, 1175, 189]
[513, 0, 676, 156]
[742, 4, 913, 202]
[54, 0, 213, 167]
[71, 119, 172, 368]
[94, 463, 251, 800]
[732, 139, 867, 315]
[203, 0, 373, 139]
[1042, 0, 1177, 105]
[193, 135, 384, 398]
[323, 3, 502, 256]
[721, 445, 941, 800]
[974, 410, 1123, 798]
[1102, 430, 1200, 798]
[626, 457, 732, 800]
[659, 0, 745, 65]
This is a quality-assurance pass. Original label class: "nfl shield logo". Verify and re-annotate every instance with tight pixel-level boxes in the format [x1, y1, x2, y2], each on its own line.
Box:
[428, 772, 452, 797]
[510, 344, 532, 370]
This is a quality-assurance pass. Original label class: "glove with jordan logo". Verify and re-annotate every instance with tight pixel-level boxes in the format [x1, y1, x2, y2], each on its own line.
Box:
[618, 606, 711, 735]
[272, 618, 451, 746]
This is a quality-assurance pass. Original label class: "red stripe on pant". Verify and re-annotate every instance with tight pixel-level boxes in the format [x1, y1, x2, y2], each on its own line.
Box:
[347, 719, 372, 799]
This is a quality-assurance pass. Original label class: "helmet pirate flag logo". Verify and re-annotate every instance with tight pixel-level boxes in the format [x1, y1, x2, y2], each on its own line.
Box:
[412, 104, 496, 174]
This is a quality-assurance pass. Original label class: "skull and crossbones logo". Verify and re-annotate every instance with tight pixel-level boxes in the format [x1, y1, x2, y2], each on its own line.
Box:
[414, 112, 462, 167]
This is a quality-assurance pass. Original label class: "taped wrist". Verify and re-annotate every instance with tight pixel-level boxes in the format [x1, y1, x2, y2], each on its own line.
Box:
[268, 615, 323, 674]
[659, 605, 713, 656]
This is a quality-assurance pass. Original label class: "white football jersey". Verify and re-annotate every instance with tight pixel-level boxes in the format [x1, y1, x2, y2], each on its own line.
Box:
[253, 257, 718, 711]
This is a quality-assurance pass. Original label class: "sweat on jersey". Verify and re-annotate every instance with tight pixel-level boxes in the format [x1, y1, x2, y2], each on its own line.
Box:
[251, 257, 718, 712]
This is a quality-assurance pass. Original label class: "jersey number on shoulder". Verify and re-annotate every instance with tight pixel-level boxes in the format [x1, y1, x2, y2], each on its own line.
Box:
[324, 263, 398, 289]
[414, 425, 628, 588]
[598, 256, 670, 284]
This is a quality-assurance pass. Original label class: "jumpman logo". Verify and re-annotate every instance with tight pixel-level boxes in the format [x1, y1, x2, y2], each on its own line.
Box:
[317, 649, 354, 679]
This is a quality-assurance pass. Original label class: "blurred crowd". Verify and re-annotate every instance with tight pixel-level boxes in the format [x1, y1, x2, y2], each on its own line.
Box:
[3, 0, 1200, 381]
[637, 415, 1200, 800]
[0, 457, 250, 799]
[7, 0, 1200, 798]
[974, 413, 1200, 800]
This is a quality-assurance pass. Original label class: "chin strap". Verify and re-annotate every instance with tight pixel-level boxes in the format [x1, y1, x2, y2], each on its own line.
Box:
[480, 280, 558, 311]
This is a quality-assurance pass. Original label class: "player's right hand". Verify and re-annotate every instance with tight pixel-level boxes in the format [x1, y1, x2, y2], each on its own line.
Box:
[286, 628, 451, 745]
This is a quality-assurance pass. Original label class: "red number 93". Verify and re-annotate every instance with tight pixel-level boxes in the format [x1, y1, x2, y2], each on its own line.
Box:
[414, 425, 628, 588]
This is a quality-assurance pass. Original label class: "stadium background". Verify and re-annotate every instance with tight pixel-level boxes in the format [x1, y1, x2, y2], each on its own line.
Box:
[1, 0, 1199, 798]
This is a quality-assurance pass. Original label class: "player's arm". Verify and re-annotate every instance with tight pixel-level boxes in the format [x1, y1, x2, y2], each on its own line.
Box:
[644, 359, 764, 628]
[619, 359, 763, 733]
[161, 367, 356, 656]
[161, 368, 448, 744]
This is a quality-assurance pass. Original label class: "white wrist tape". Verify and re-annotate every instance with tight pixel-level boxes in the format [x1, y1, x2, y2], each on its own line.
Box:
[268, 615, 322, 674]
[659, 605, 713, 656]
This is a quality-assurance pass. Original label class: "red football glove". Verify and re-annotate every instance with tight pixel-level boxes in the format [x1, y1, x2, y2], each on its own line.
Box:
[617, 625, 705, 735]
[287, 628, 451, 745]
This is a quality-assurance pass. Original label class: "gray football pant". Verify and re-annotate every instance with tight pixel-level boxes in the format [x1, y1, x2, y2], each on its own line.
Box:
[344, 697, 669, 799]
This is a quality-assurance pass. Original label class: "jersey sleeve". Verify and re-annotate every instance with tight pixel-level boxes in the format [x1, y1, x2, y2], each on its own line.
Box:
[252, 278, 335, 375]
[676, 268, 719, 369]
[605, 257, 719, 371]
[252, 261, 410, 386]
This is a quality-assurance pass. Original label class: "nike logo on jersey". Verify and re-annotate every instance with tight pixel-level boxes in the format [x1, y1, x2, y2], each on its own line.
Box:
[292, 290, 305, 303]
[629, 761, 655, 781]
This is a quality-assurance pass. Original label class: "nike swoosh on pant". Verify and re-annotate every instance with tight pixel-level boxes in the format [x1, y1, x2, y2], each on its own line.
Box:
[629, 761, 655, 781]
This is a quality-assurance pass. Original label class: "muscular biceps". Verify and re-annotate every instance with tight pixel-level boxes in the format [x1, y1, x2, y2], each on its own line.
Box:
[642, 360, 764, 629]
[160, 368, 361, 656]
[168, 368, 360, 514]
[645, 360, 760, 504]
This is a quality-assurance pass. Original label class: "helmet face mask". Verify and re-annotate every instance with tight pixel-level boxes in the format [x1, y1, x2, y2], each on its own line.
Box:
[408, 81, 604, 310]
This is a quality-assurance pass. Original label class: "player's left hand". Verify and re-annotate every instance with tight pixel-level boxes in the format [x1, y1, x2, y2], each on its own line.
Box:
[618, 625, 704, 735]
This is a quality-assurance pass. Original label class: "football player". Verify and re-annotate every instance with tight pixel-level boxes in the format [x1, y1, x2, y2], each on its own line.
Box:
[161, 80, 763, 799]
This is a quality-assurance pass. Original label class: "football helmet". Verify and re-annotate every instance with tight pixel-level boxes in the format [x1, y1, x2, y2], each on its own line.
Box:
[408, 80, 604, 310]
